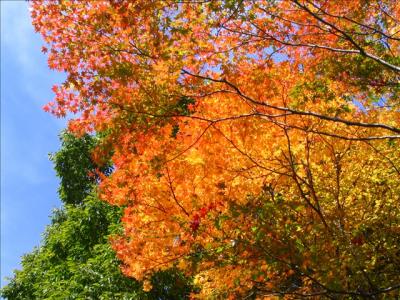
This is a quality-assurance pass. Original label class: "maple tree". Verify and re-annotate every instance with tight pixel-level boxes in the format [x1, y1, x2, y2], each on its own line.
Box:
[31, 0, 400, 298]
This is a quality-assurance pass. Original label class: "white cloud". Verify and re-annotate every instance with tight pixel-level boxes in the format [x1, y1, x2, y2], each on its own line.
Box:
[1, 1, 36, 70]
[1, 1, 67, 123]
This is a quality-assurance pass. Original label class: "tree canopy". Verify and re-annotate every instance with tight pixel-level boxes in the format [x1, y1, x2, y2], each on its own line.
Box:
[28, 1, 400, 298]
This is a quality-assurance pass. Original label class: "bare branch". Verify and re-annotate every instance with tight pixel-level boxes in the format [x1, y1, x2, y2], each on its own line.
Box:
[182, 70, 400, 134]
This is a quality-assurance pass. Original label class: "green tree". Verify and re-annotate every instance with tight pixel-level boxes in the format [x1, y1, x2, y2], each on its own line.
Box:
[50, 132, 112, 205]
[1, 133, 193, 299]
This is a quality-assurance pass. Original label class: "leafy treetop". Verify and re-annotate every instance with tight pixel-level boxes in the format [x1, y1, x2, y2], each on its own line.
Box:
[1, 133, 194, 300]
[31, 1, 400, 298]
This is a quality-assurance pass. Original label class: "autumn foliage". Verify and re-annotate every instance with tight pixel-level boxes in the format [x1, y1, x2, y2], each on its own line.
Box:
[31, 0, 400, 298]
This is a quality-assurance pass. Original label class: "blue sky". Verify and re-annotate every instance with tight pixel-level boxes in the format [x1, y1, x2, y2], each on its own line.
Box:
[1, 1, 67, 287]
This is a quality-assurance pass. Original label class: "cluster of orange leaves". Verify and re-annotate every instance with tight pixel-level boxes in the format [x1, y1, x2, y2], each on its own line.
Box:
[32, 0, 400, 298]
